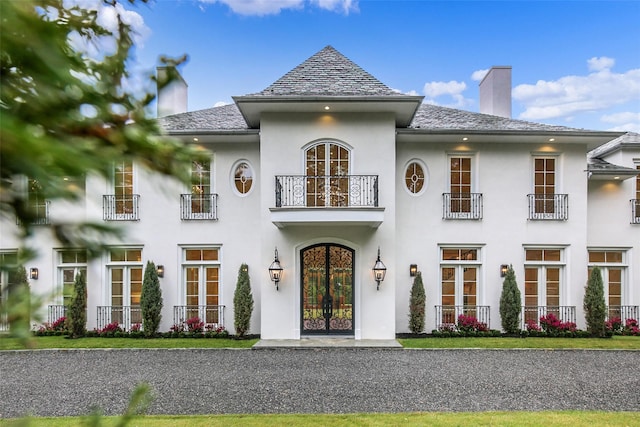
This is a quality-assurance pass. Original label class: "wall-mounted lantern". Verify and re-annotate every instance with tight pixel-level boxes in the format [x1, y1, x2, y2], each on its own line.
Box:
[372, 247, 387, 290]
[500, 264, 509, 277]
[30, 268, 39, 280]
[269, 248, 283, 290]
[409, 264, 418, 277]
[157, 265, 165, 278]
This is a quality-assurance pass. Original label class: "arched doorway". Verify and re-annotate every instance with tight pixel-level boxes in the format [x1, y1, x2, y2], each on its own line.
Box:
[301, 244, 354, 335]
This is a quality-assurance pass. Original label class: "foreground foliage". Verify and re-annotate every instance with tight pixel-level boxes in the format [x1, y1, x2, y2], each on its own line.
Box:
[3, 411, 639, 427]
[399, 335, 640, 349]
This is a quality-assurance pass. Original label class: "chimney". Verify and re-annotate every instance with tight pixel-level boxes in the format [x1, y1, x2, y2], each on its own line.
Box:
[157, 66, 188, 117]
[479, 66, 512, 119]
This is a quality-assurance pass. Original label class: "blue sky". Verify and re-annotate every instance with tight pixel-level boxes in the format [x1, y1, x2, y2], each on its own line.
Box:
[122, 0, 640, 132]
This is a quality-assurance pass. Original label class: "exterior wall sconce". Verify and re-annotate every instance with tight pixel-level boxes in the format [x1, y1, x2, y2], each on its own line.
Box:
[30, 268, 39, 280]
[409, 264, 418, 277]
[157, 265, 164, 278]
[500, 264, 509, 277]
[269, 248, 283, 290]
[372, 247, 387, 290]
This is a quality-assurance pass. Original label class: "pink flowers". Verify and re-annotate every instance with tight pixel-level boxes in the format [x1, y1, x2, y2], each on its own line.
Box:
[539, 313, 577, 333]
[456, 314, 488, 333]
[605, 317, 639, 336]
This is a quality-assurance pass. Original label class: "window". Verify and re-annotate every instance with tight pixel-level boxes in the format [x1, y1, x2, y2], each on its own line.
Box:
[404, 161, 426, 195]
[528, 156, 568, 220]
[57, 250, 87, 307]
[106, 248, 142, 327]
[305, 142, 350, 207]
[588, 250, 633, 320]
[104, 161, 139, 220]
[445, 155, 481, 219]
[0, 252, 18, 328]
[182, 159, 217, 219]
[233, 161, 253, 195]
[523, 247, 571, 324]
[634, 165, 640, 223]
[27, 179, 49, 225]
[438, 247, 485, 326]
[179, 248, 222, 326]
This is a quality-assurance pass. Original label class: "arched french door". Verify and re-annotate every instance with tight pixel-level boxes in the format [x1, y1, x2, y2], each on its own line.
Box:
[301, 244, 354, 335]
[305, 142, 350, 207]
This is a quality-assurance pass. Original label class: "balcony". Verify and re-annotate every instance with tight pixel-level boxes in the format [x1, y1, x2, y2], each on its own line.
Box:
[607, 305, 639, 323]
[103, 195, 140, 221]
[97, 305, 141, 331]
[181, 194, 218, 220]
[271, 175, 384, 228]
[443, 193, 483, 220]
[47, 305, 67, 323]
[521, 305, 576, 328]
[435, 305, 491, 329]
[527, 194, 568, 220]
[173, 305, 226, 329]
[632, 200, 640, 224]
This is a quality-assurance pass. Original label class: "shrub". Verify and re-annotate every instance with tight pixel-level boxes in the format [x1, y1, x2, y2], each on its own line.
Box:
[539, 313, 577, 335]
[457, 314, 488, 333]
[35, 316, 68, 336]
[140, 261, 163, 337]
[499, 265, 521, 334]
[97, 321, 123, 337]
[233, 264, 254, 338]
[584, 267, 607, 337]
[623, 318, 639, 336]
[185, 317, 204, 333]
[408, 272, 426, 334]
[605, 317, 623, 335]
[66, 271, 87, 338]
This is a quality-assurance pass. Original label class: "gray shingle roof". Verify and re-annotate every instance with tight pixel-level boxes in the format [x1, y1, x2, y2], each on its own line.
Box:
[159, 103, 248, 131]
[588, 132, 640, 158]
[248, 45, 400, 97]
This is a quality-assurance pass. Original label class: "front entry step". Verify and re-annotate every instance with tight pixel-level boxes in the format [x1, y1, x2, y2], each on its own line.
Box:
[252, 338, 402, 349]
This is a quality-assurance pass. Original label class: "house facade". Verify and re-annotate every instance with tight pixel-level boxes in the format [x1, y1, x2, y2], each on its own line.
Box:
[2, 46, 638, 339]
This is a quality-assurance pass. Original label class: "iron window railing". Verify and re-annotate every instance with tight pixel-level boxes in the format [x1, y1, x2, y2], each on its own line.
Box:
[275, 175, 378, 208]
[607, 305, 639, 323]
[103, 195, 140, 221]
[47, 305, 67, 324]
[527, 194, 568, 220]
[521, 305, 576, 329]
[180, 194, 218, 220]
[442, 193, 483, 220]
[97, 305, 142, 331]
[435, 305, 490, 329]
[631, 199, 640, 224]
[173, 305, 225, 329]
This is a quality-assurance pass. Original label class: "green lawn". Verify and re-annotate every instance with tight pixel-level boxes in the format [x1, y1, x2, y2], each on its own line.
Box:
[398, 335, 640, 349]
[0, 336, 258, 350]
[2, 411, 639, 427]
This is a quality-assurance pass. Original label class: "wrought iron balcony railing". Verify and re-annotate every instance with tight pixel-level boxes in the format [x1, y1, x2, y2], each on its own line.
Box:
[607, 305, 639, 323]
[631, 199, 640, 224]
[275, 175, 378, 208]
[47, 305, 67, 324]
[97, 305, 142, 331]
[103, 195, 140, 221]
[443, 193, 483, 220]
[527, 194, 568, 220]
[180, 194, 218, 220]
[435, 305, 491, 329]
[173, 305, 226, 329]
[521, 305, 576, 328]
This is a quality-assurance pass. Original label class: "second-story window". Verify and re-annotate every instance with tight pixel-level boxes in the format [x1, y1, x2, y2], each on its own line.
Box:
[27, 178, 50, 225]
[233, 161, 253, 195]
[305, 142, 350, 207]
[104, 161, 139, 221]
[634, 164, 640, 223]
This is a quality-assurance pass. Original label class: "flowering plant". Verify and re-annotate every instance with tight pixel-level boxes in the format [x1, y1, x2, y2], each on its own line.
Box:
[456, 314, 488, 333]
[539, 313, 577, 334]
[185, 317, 204, 333]
[525, 318, 541, 332]
[605, 317, 623, 334]
[623, 318, 639, 336]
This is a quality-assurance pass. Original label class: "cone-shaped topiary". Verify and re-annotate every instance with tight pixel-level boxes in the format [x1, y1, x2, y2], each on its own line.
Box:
[8, 265, 30, 337]
[141, 261, 163, 337]
[584, 266, 607, 337]
[408, 272, 426, 334]
[67, 271, 87, 338]
[499, 265, 522, 334]
[233, 264, 254, 338]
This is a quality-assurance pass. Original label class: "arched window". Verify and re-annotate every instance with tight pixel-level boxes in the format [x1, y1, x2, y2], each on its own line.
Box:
[305, 142, 350, 207]
[232, 161, 253, 196]
[405, 161, 426, 194]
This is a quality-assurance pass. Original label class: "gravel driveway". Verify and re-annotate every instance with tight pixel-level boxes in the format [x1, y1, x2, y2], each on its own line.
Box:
[1, 348, 639, 418]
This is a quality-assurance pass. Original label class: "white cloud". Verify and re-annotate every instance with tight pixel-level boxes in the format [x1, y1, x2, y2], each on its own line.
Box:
[601, 111, 640, 133]
[513, 58, 640, 121]
[214, 101, 230, 107]
[198, 0, 357, 15]
[471, 69, 489, 81]
[421, 80, 473, 108]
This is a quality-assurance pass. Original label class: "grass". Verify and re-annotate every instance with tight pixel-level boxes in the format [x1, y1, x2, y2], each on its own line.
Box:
[2, 411, 639, 426]
[398, 335, 640, 349]
[0, 336, 258, 351]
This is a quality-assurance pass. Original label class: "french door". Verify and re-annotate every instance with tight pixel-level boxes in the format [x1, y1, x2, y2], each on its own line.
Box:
[301, 244, 354, 335]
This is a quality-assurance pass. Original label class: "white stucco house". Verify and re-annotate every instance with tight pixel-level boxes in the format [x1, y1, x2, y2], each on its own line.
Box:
[2, 46, 639, 339]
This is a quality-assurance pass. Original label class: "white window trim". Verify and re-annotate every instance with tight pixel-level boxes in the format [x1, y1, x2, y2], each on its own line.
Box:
[438, 245, 485, 306]
[230, 159, 254, 197]
[105, 247, 143, 306]
[530, 152, 562, 193]
[523, 245, 567, 306]
[446, 152, 478, 193]
[587, 247, 630, 306]
[179, 246, 223, 307]
[403, 158, 429, 196]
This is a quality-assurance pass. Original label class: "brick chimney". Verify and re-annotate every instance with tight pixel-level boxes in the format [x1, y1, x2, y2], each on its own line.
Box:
[157, 66, 188, 117]
[479, 66, 512, 119]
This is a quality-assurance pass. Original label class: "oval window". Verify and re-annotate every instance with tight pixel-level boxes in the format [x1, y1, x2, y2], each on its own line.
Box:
[405, 161, 426, 194]
[233, 161, 253, 195]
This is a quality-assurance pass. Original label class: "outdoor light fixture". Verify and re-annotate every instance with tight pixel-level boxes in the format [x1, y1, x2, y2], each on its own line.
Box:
[269, 248, 283, 290]
[372, 247, 387, 290]
[157, 265, 164, 278]
[30, 268, 39, 280]
[500, 264, 509, 277]
[409, 264, 418, 277]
